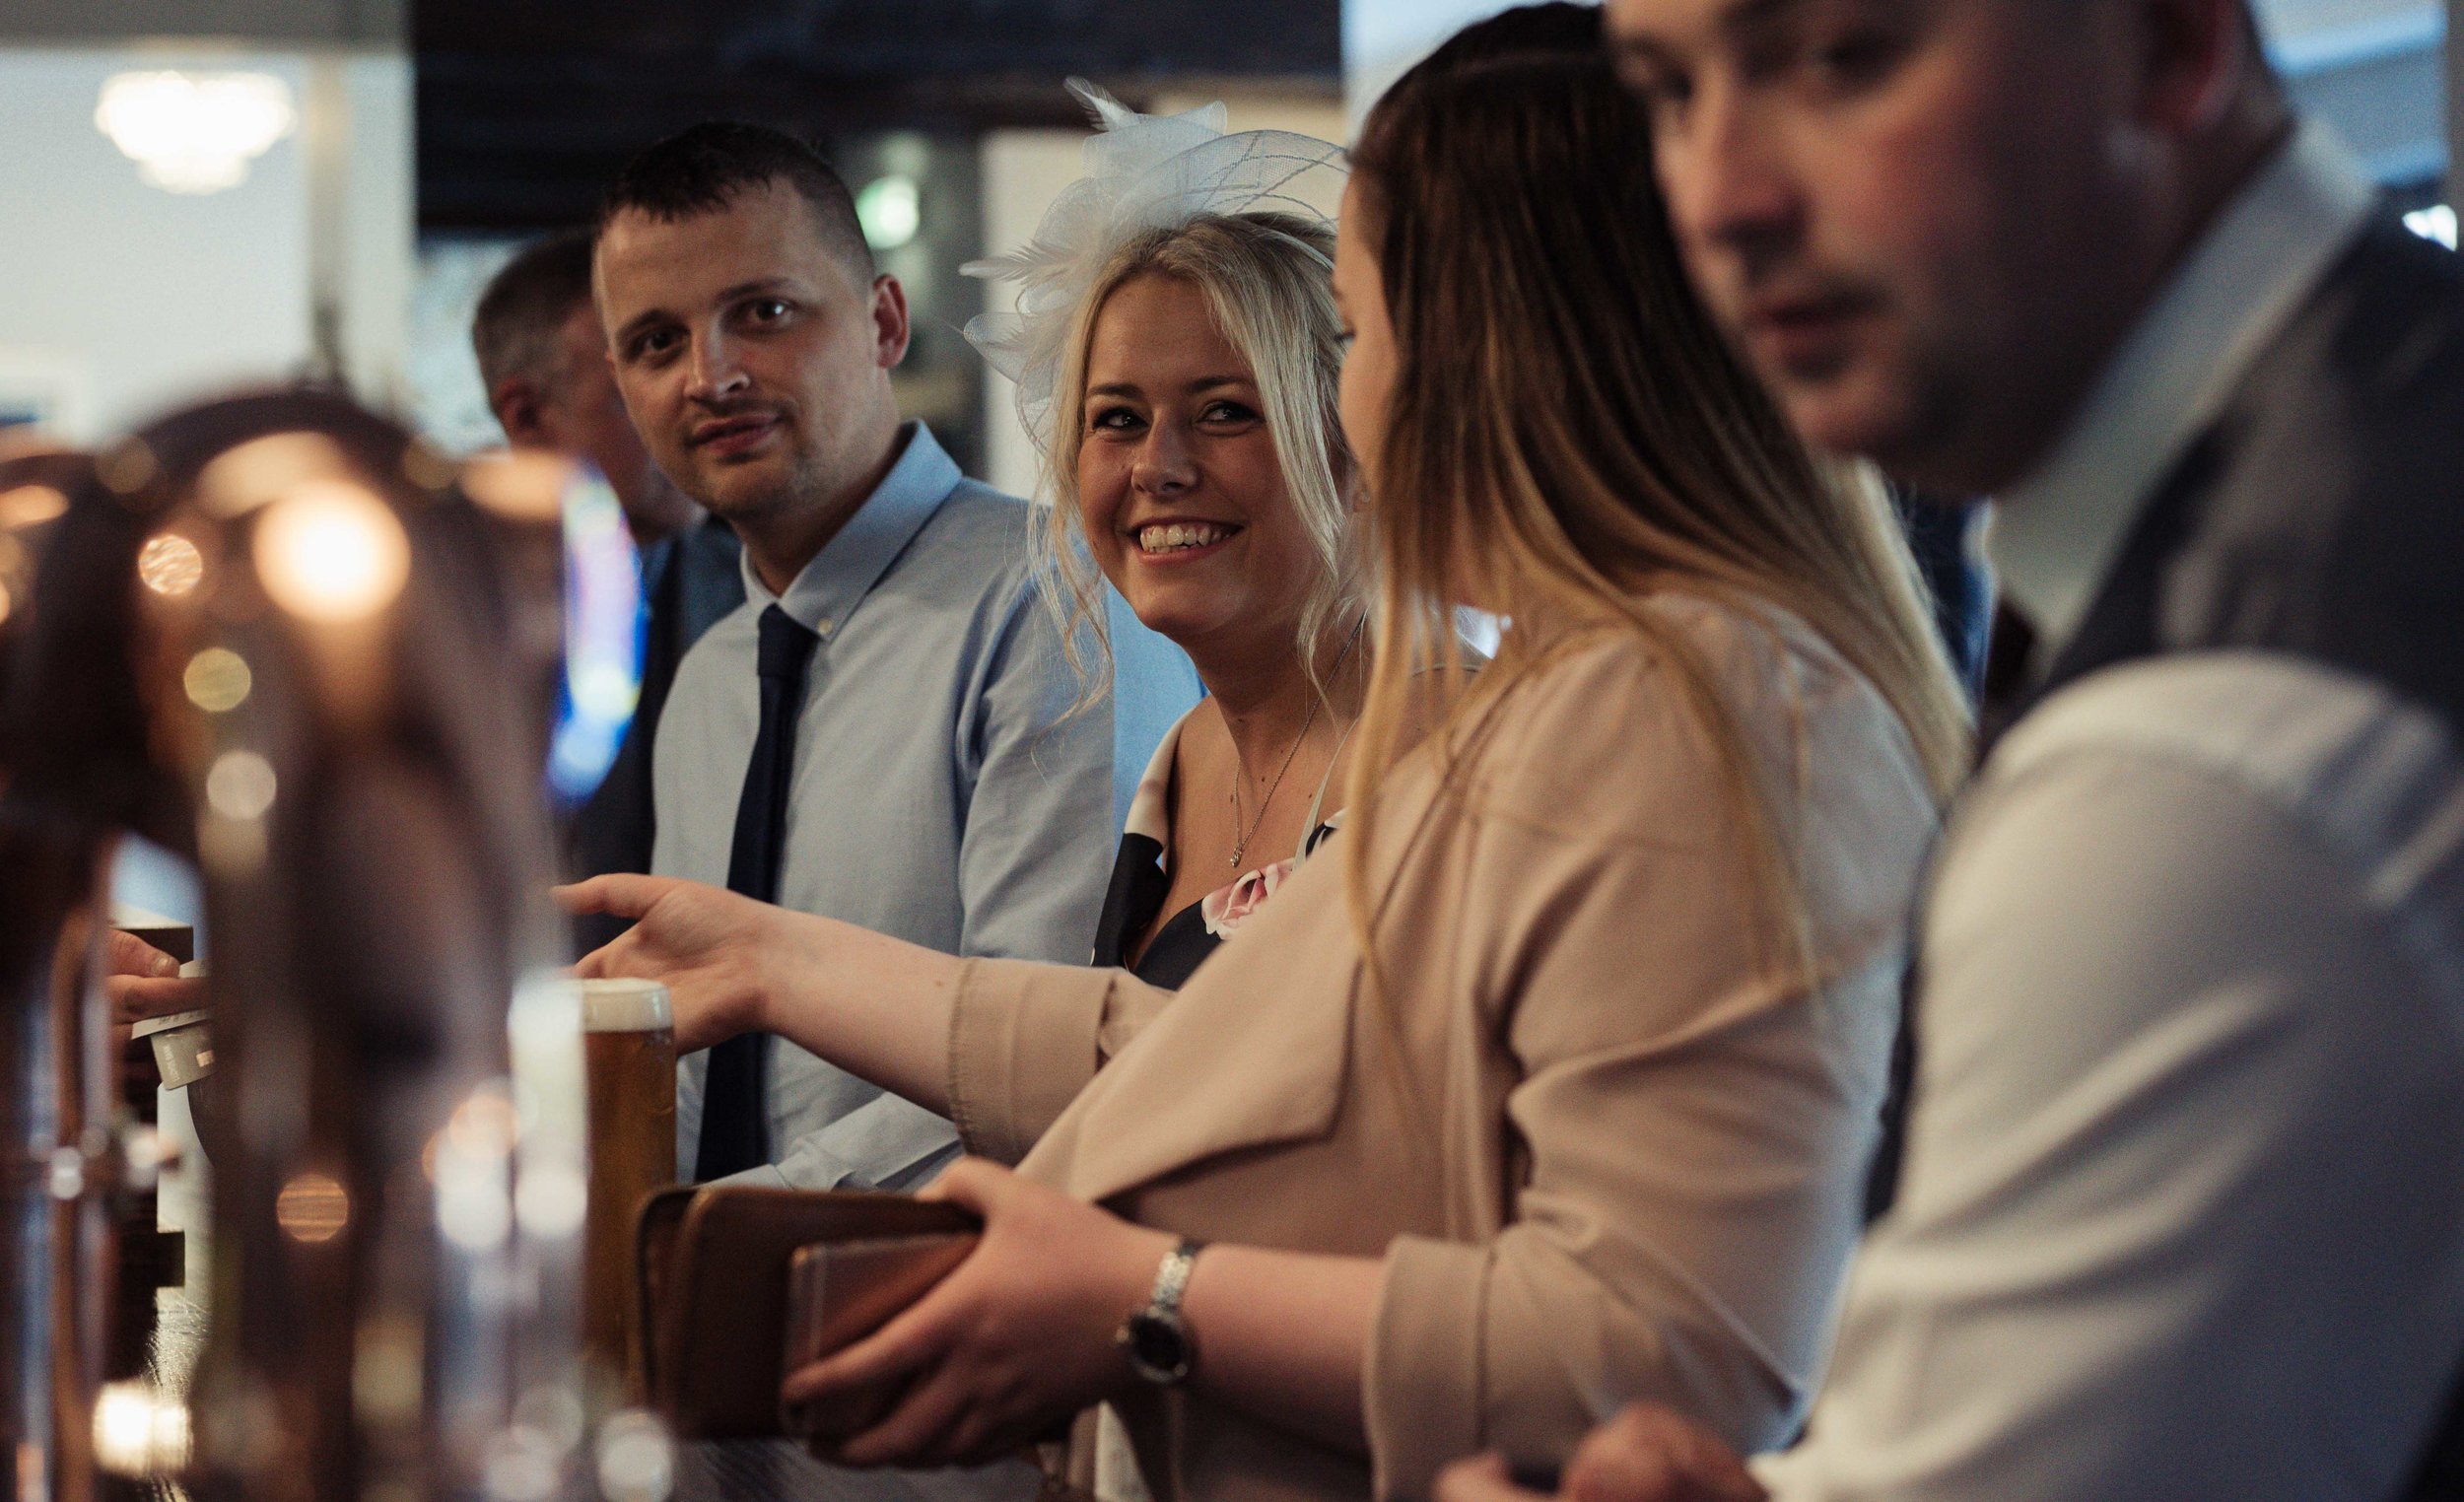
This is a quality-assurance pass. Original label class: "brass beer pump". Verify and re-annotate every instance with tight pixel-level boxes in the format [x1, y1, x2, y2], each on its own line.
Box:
[0, 395, 596, 1502]
[0, 444, 185, 1502]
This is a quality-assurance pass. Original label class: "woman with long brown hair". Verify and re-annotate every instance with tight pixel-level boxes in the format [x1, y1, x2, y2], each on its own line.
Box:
[561, 8, 1966, 1497]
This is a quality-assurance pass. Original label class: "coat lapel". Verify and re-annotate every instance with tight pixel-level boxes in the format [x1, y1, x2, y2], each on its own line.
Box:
[1024, 848, 1360, 1206]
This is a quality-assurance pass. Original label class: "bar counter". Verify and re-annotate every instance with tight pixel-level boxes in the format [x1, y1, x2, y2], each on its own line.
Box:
[149, 1290, 1040, 1501]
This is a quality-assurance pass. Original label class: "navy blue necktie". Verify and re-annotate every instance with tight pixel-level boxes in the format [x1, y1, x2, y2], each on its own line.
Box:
[695, 605, 821, 1181]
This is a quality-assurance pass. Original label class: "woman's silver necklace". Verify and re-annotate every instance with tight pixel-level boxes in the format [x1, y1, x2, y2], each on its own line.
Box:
[1227, 697, 1319, 870]
[1226, 622, 1364, 870]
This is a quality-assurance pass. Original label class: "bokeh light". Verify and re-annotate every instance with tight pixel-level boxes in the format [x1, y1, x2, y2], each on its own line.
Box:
[137, 532, 206, 597]
[204, 749, 278, 821]
[0, 485, 69, 529]
[183, 649, 253, 713]
[276, 1172, 351, 1244]
[92, 1381, 192, 1477]
[253, 482, 411, 623]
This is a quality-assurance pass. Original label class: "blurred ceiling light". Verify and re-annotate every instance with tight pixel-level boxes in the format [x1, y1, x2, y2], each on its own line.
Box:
[2406, 204, 2457, 250]
[856, 174, 923, 251]
[96, 71, 297, 195]
[253, 482, 410, 623]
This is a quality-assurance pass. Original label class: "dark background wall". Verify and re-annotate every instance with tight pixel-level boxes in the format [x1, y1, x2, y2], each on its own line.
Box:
[415, 0, 1343, 230]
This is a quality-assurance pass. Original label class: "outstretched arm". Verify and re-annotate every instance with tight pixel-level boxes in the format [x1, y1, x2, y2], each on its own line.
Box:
[559, 873, 963, 1117]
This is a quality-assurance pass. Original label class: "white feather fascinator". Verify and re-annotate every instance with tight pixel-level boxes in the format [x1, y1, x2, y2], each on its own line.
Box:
[962, 80, 1348, 454]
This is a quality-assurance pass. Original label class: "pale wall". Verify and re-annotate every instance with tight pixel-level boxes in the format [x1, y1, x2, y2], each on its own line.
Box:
[1344, 0, 1522, 120]
[0, 44, 410, 444]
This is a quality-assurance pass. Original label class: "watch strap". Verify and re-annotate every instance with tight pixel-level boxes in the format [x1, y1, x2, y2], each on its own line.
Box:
[1149, 1236, 1203, 1318]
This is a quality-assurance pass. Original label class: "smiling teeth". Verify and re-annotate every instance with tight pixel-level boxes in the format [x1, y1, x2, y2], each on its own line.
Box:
[1138, 523, 1233, 554]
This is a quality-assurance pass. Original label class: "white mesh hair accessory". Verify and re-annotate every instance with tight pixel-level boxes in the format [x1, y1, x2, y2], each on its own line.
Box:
[962, 80, 1348, 453]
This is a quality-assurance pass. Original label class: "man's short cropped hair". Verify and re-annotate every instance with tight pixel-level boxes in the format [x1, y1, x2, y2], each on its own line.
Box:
[472, 227, 596, 396]
[595, 122, 877, 283]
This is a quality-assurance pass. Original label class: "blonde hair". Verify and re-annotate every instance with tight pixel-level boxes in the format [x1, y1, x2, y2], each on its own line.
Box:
[1345, 17, 1970, 996]
[1038, 212, 1359, 699]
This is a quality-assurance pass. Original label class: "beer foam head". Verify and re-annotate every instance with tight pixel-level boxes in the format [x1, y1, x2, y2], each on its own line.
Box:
[577, 978, 671, 1033]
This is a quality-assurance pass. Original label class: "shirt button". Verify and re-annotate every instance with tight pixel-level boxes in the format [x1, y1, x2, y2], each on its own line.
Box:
[814, 618, 834, 639]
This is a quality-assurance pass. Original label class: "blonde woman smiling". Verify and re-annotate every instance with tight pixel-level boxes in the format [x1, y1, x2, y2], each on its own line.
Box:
[1040, 204, 1368, 986]
[562, 12, 1969, 1498]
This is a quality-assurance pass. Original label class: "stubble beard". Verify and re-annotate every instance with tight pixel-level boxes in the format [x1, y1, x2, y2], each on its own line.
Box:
[680, 434, 826, 531]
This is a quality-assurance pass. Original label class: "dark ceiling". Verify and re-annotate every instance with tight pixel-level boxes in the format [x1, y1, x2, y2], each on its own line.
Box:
[415, 0, 1344, 230]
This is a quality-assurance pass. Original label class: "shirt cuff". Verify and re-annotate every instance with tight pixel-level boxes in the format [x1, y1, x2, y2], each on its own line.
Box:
[1365, 1235, 1493, 1501]
[945, 956, 1113, 1165]
[710, 1162, 790, 1191]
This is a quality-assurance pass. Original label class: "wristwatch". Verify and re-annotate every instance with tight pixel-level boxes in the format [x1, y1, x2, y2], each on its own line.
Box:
[1117, 1237, 1205, 1386]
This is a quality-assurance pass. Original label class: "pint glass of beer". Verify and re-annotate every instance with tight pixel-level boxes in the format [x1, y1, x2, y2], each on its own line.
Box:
[578, 978, 676, 1390]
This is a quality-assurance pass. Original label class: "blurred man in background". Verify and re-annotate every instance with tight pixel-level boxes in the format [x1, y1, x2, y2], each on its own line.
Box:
[473, 230, 746, 954]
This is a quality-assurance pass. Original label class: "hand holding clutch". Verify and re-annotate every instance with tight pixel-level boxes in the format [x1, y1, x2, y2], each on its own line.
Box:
[783, 1232, 979, 1444]
[636, 1185, 978, 1440]
[779, 1158, 1178, 1471]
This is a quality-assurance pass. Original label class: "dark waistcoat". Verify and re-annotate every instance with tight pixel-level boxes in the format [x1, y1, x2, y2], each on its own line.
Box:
[1874, 215, 2464, 1493]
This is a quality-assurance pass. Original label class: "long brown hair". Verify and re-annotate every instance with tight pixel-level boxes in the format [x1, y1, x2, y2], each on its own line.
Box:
[1344, 5, 1969, 986]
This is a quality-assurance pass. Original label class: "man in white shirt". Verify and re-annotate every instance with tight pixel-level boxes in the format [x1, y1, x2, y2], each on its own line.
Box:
[1444, 1, 2464, 1498]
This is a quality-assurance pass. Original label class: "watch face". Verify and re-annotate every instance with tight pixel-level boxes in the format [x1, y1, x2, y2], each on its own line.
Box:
[1124, 1310, 1194, 1384]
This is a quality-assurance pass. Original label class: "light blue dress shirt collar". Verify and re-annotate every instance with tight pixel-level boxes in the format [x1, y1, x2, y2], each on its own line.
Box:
[736, 420, 964, 643]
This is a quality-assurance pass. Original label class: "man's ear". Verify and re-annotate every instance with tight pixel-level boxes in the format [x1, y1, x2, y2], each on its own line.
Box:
[491, 376, 553, 447]
[870, 274, 913, 371]
[2131, 0, 2252, 134]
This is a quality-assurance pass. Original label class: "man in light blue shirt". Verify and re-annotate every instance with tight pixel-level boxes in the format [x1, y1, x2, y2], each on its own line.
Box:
[592, 122, 1194, 1192]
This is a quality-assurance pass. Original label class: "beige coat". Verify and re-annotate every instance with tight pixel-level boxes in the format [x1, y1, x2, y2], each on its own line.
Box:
[946, 596, 1936, 1501]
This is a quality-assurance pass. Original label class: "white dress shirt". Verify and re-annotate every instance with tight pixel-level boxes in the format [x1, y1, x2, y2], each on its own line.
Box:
[652, 423, 1195, 1191]
[1754, 125, 2464, 1498]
